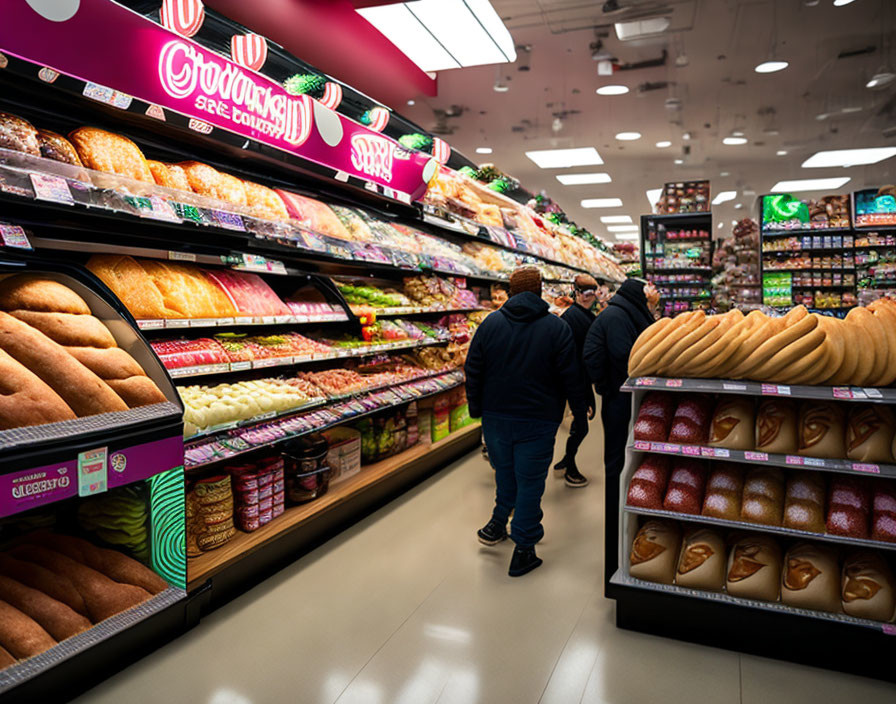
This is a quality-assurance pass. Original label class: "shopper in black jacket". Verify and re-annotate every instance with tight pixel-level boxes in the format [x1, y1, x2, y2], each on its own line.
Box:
[465, 267, 587, 577]
[582, 278, 658, 584]
[554, 275, 598, 488]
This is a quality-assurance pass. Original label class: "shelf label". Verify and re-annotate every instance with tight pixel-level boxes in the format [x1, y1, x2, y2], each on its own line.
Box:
[744, 451, 768, 462]
[713, 448, 730, 458]
[864, 388, 883, 399]
[166, 318, 190, 328]
[662, 443, 681, 453]
[189, 318, 218, 328]
[171, 202, 204, 223]
[850, 388, 868, 399]
[701, 447, 715, 457]
[137, 319, 165, 330]
[786, 455, 804, 466]
[209, 210, 246, 231]
[804, 457, 825, 467]
[233, 317, 254, 326]
[664, 379, 683, 388]
[649, 442, 665, 453]
[229, 361, 252, 372]
[83, 81, 132, 109]
[30, 173, 74, 205]
[722, 382, 747, 391]
[635, 377, 657, 386]
[147, 196, 180, 222]
[632, 440, 650, 451]
[682, 445, 701, 456]
[252, 358, 281, 369]
[168, 250, 197, 262]
[761, 384, 791, 395]
[0, 224, 31, 250]
[882, 624, 896, 636]
[78, 447, 108, 497]
[852, 463, 880, 474]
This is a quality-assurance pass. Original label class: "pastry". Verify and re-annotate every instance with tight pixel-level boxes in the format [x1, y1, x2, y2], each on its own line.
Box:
[69, 127, 154, 183]
[675, 527, 726, 591]
[667, 395, 713, 445]
[709, 397, 755, 450]
[0, 599, 57, 660]
[755, 398, 798, 455]
[36, 130, 82, 166]
[626, 455, 670, 509]
[243, 180, 289, 221]
[798, 401, 846, 459]
[872, 483, 896, 543]
[701, 462, 744, 520]
[0, 574, 91, 641]
[781, 542, 841, 613]
[846, 405, 895, 464]
[86, 255, 181, 319]
[669, 310, 743, 377]
[177, 161, 248, 208]
[841, 551, 896, 621]
[633, 392, 676, 442]
[146, 162, 192, 192]
[740, 467, 785, 526]
[663, 459, 706, 515]
[782, 472, 826, 533]
[629, 520, 681, 584]
[726, 534, 782, 602]
[0, 111, 40, 156]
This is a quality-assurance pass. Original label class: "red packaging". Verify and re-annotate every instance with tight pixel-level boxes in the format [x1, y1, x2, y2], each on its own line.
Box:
[205, 269, 291, 317]
[633, 392, 676, 442]
[667, 395, 713, 445]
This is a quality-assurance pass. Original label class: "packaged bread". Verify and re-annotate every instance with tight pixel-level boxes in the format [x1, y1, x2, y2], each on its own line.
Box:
[841, 551, 896, 621]
[36, 129, 83, 166]
[87, 254, 180, 319]
[146, 161, 191, 192]
[667, 395, 713, 445]
[827, 476, 870, 539]
[629, 520, 681, 584]
[275, 190, 353, 240]
[709, 396, 755, 450]
[782, 472, 826, 533]
[243, 180, 289, 221]
[782, 542, 841, 613]
[633, 392, 676, 442]
[69, 127, 153, 183]
[846, 405, 895, 464]
[138, 260, 238, 319]
[0, 111, 40, 156]
[177, 161, 248, 208]
[872, 483, 896, 543]
[626, 455, 670, 510]
[798, 401, 846, 459]
[675, 527, 726, 591]
[755, 398, 798, 455]
[740, 467, 785, 526]
[726, 534, 782, 602]
[701, 462, 744, 520]
[662, 459, 706, 515]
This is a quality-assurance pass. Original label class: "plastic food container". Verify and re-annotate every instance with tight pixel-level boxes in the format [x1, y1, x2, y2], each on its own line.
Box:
[283, 434, 331, 504]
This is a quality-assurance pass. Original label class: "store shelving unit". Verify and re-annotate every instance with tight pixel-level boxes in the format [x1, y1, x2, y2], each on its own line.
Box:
[852, 188, 896, 307]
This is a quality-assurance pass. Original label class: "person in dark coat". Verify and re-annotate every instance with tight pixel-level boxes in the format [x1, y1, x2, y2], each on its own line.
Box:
[465, 266, 588, 577]
[554, 274, 598, 487]
[582, 278, 658, 584]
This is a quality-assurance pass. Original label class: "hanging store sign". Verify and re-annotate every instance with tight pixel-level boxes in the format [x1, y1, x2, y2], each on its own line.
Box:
[2, 0, 434, 200]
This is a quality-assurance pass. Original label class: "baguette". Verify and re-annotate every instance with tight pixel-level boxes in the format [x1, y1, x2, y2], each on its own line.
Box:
[0, 575, 91, 641]
[105, 377, 167, 407]
[674, 309, 742, 377]
[628, 318, 673, 375]
[0, 554, 88, 617]
[67, 347, 167, 408]
[826, 316, 861, 386]
[0, 599, 57, 660]
[0, 275, 90, 315]
[845, 308, 884, 386]
[657, 314, 721, 377]
[0, 347, 76, 429]
[735, 309, 817, 379]
[630, 312, 703, 378]
[688, 310, 766, 378]
[727, 307, 806, 379]
[9, 311, 116, 349]
[748, 316, 825, 381]
[811, 316, 846, 385]
[0, 312, 128, 417]
[868, 299, 896, 386]
[0, 645, 14, 669]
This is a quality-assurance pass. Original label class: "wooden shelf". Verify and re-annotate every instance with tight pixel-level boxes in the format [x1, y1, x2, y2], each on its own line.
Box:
[186, 423, 481, 590]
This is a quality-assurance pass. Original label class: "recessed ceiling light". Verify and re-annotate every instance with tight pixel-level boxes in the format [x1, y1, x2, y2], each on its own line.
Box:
[841, 106, 862, 113]
[601, 215, 633, 223]
[581, 198, 623, 208]
[833, 0, 856, 6]
[655, 141, 672, 148]
[556, 172, 612, 185]
[776, 150, 788, 156]
[866, 70, 896, 90]
[717, 222, 725, 229]
[646, 188, 662, 206]
[615, 131, 641, 141]
[712, 190, 737, 205]
[674, 159, 684, 165]
[731, 220, 738, 226]
[723, 136, 748, 145]
[801, 147, 896, 168]
[734, 203, 744, 209]
[682, 132, 692, 141]
[720, 171, 730, 177]
[407, 99, 416, 105]
[755, 60, 789, 73]
[607, 225, 639, 232]
[475, 147, 493, 154]
[771, 177, 851, 192]
[731, 130, 745, 137]
[596, 84, 629, 95]
[525, 147, 603, 168]
[615, 232, 639, 240]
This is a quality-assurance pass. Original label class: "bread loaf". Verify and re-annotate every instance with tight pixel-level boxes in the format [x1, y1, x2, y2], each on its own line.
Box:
[867, 299, 896, 386]
[626, 455, 670, 510]
[0, 554, 88, 617]
[9, 311, 116, 349]
[36, 130, 82, 166]
[667, 395, 713, 445]
[701, 462, 744, 520]
[629, 311, 704, 378]
[0, 599, 57, 660]
[0, 575, 91, 641]
[628, 318, 673, 376]
[688, 310, 766, 378]
[629, 520, 681, 584]
[0, 112, 40, 156]
[66, 347, 166, 408]
[726, 534, 782, 602]
[675, 527, 726, 591]
[671, 310, 742, 377]
[841, 551, 896, 621]
[139, 260, 237, 319]
[872, 483, 896, 543]
[755, 398, 798, 455]
[740, 467, 785, 526]
[0, 645, 15, 669]
[798, 401, 846, 459]
[663, 459, 706, 514]
[177, 161, 248, 207]
[846, 404, 895, 464]
[782, 472, 826, 533]
[275, 190, 354, 240]
[827, 477, 870, 538]
[633, 392, 676, 442]
[0, 275, 91, 315]
[86, 254, 180, 319]
[709, 397, 755, 450]
[243, 180, 289, 221]
[0, 347, 76, 429]
[69, 127, 153, 183]
[782, 542, 841, 613]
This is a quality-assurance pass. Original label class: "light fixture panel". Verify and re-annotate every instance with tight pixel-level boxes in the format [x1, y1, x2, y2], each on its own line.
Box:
[556, 173, 612, 185]
[771, 177, 851, 192]
[581, 198, 623, 208]
[525, 147, 603, 169]
[801, 147, 896, 168]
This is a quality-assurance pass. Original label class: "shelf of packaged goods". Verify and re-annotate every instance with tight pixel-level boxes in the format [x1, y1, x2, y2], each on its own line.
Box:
[608, 572, 893, 635]
[854, 243, 896, 250]
[624, 505, 896, 553]
[853, 224, 896, 232]
[183, 371, 466, 470]
[137, 314, 349, 331]
[185, 422, 481, 590]
[791, 284, 855, 290]
[762, 227, 853, 236]
[726, 283, 762, 288]
[649, 281, 709, 286]
[764, 267, 855, 273]
[348, 306, 487, 318]
[858, 281, 896, 288]
[166, 339, 449, 380]
[623, 376, 896, 403]
[762, 246, 855, 254]
[661, 237, 712, 243]
[645, 212, 712, 221]
[660, 295, 711, 302]
[644, 267, 713, 274]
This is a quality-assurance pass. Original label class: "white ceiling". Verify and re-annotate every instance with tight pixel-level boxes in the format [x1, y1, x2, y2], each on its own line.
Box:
[402, 0, 896, 243]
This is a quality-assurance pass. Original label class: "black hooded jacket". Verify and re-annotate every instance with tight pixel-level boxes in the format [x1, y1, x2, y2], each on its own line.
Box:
[464, 292, 587, 423]
[583, 279, 655, 397]
[560, 302, 597, 409]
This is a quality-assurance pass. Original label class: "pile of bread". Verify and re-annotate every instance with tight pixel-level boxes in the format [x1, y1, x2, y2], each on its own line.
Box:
[630, 520, 896, 620]
[629, 301, 896, 387]
[0, 533, 167, 668]
[0, 274, 166, 430]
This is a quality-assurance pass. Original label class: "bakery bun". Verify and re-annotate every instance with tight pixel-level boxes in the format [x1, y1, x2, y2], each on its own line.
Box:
[243, 180, 289, 221]
[755, 398, 798, 455]
[668, 395, 713, 445]
[662, 459, 706, 514]
[798, 401, 846, 459]
[782, 472, 826, 533]
[626, 455, 670, 510]
[872, 483, 896, 543]
[37, 130, 82, 166]
[629, 520, 681, 584]
[782, 542, 841, 613]
[177, 161, 248, 208]
[709, 396, 755, 450]
[827, 477, 871, 539]
[633, 392, 676, 442]
[676, 527, 726, 591]
[701, 462, 744, 520]
[740, 467, 785, 526]
[726, 534, 782, 602]
[69, 127, 153, 183]
[841, 551, 896, 621]
[846, 404, 895, 464]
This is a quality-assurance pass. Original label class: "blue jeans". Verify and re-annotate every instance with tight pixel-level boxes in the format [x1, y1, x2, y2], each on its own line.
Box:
[482, 414, 559, 548]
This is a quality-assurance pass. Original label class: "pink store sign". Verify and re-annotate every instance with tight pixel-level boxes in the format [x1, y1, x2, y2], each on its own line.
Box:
[1, 0, 437, 201]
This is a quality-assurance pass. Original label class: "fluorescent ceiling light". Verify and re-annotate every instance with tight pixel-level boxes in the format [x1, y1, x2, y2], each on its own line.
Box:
[734, 203, 744, 209]
[581, 198, 623, 208]
[596, 85, 629, 95]
[866, 70, 895, 90]
[357, 1, 516, 72]
[556, 172, 612, 185]
[833, 0, 856, 5]
[771, 177, 851, 192]
[674, 159, 684, 164]
[717, 222, 725, 229]
[755, 60, 789, 73]
[615, 17, 671, 41]
[601, 215, 633, 224]
[475, 147, 493, 154]
[801, 147, 896, 168]
[607, 225, 639, 232]
[655, 141, 672, 148]
[615, 232, 639, 240]
[712, 190, 737, 205]
[525, 147, 603, 168]
[646, 188, 662, 206]
[723, 136, 748, 145]
[615, 132, 641, 141]
[777, 150, 788, 156]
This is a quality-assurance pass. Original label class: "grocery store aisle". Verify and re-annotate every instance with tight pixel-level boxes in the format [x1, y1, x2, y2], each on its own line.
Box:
[77, 420, 896, 704]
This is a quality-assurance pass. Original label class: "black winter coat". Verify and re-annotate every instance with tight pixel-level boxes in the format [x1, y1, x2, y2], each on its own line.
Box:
[464, 292, 587, 424]
[560, 303, 596, 409]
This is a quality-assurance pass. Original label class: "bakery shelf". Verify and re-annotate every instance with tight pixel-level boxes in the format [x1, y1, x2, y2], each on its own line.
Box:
[137, 314, 348, 331]
[352, 306, 487, 317]
[622, 376, 896, 403]
[623, 505, 896, 553]
[186, 423, 481, 590]
[644, 267, 713, 274]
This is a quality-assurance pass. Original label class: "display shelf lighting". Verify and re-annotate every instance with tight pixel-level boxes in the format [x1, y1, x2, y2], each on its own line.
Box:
[475, 147, 493, 154]
[712, 190, 737, 205]
[771, 177, 851, 192]
[802, 147, 896, 168]
[525, 147, 603, 168]
[357, 0, 516, 72]
[601, 215, 633, 223]
[866, 68, 895, 90]
[596, 85, 629, 95]
[581, 198, 623, 208]
[674, 158, 684, 164]
[777, 150, 788, 156]
[556, 172, 612, 185]
[615, 131, 641, 141]
[833, 0, 856, 6]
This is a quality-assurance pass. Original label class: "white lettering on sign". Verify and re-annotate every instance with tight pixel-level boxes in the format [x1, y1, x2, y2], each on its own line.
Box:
[12, 474, 70, 498]
[158, 40, 312, 146]
[350, 134, 394, 183]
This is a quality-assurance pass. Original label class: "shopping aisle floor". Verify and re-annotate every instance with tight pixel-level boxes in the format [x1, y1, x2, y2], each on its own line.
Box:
[77, 421, 896, 704]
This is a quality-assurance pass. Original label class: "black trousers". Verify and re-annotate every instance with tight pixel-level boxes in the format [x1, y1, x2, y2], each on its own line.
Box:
[563, 414, 589, 467]
[600, 390, 632, 587]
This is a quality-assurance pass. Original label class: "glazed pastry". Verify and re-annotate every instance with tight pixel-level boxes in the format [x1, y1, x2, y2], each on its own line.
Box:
[629, 520, 681, 584]
[726, 534, 782, 602]
[662, 459, 706, 515]
[872, 483, 896, 543]
[798, 401, 846, 459]
[626, 455, 670, 510]
[709, 396, 755, 450]
[846, 404, 895, 464]
[667, 395, 713, 445]
[781, 542, 841, 613]
[701, 462, 744, 520]
[68, 127, 154, 183]
[740, 467, 785, 526]
[675, 527, 726, 591]
[633, 392, 676, 442]
[827, 477, 871, 539]
[782, 472, 826, 533]
[755, 398, 798, 455]
[841, 551, 896, 621]
[37, 130, 83, 165]
[0, 111, 40, 156]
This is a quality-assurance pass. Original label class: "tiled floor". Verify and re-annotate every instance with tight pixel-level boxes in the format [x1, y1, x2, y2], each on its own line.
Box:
[76, 420, 896, 703]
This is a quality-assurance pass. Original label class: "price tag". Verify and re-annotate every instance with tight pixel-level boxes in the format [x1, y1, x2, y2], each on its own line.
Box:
[229, 361, 252, 372]
[253, 358, 281, 369]
[701, 447, 715, 457]
[664, 379, 683, 388]
[852, 463, 880, 474]
[786, 455, 804, 466]
[804, 457, 825, 467]
[78, 447, 108, 497]
[189, 318, 217, 328]
[850, 388, 868, 399]
[0, 224, 31, 250]
[662, 443, 681, 453]
[649, 442, 665, 453]
[166, 319, 190, 328]
[635, 378, 656, 386]
[261, 316, 277, 326]
[147, 196, 180, 222]
[168, 250, 197, 262]
[744, 451, 768, 462]
[210, 210, 246, 231]
[274, 315, 293, 325]
[722, 382, 747, 391]
[171, 202, 204, 223]
[137, 319, 165, 330]
[30, 173, 74, 204]
[882, 624, 896, 636]
[864, 388, 883, 399]
[83, 82, 132, 109]
[682, 445, 701, 456]
[334, 171, 350, 183]
[233, 317, 254, 326]
[832, 387, 852, 399]
[713, 448, 730, 458]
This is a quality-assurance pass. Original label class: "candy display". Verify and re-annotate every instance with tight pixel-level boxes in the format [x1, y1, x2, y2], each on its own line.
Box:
[652, 180, 710, 214]
[229, 457, 285, 530]
[186, 476, 236, 555]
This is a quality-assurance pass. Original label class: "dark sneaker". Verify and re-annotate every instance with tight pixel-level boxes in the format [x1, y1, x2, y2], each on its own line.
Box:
[553, 457, 568, 473]
[509, 546, 543, 577]
[564, 466, 589, 488]
[477, 517, 508, 546]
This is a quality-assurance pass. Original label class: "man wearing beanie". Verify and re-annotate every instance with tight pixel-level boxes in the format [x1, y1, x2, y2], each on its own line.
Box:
[464, 266, 587, 577]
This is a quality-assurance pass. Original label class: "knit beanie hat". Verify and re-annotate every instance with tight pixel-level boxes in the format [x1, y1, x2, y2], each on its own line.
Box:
[573, 274, 598, 291]
[509, 266, 542, 297]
